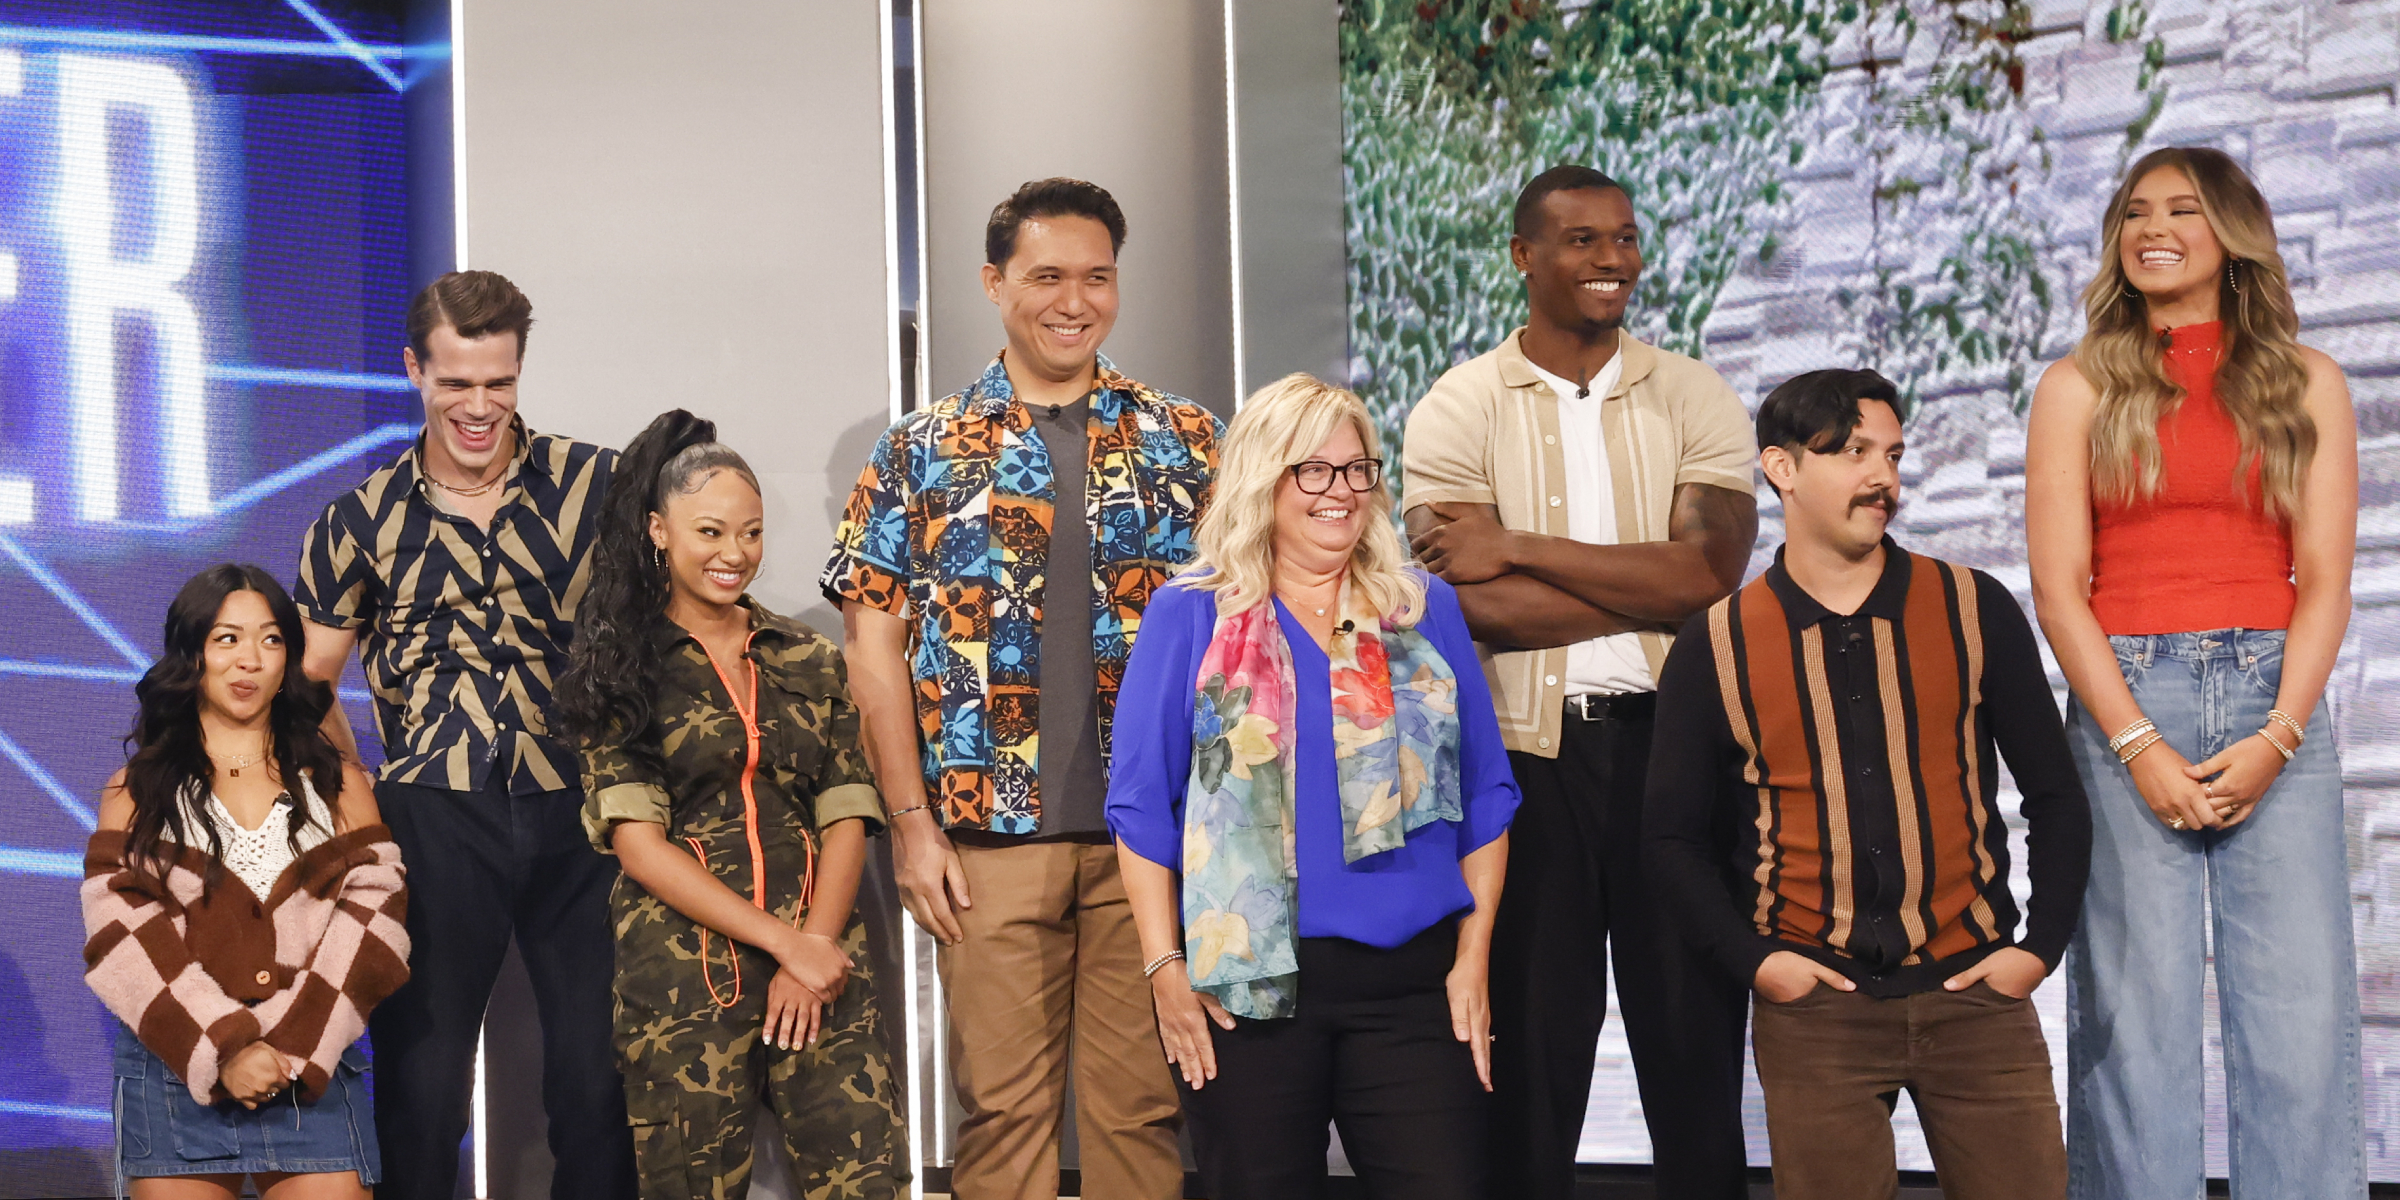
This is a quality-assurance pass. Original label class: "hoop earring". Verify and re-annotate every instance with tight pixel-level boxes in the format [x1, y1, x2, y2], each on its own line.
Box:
[652, 544, 664, 571]
[2226, 259, 2241, 292]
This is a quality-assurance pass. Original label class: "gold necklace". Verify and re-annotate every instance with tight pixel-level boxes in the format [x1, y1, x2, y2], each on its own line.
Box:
[209, 742, 267, 777]
[428, 469, 505, 497]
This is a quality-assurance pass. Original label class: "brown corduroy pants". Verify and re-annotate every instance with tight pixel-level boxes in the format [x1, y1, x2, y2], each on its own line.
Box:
[939, 837, 1183, 1200]
[1750, 981, 2067, 1200]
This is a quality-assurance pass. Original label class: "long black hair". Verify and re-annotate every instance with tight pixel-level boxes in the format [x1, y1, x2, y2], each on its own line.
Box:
[122, 564, 345, 891]
[556, 409, 760, 770]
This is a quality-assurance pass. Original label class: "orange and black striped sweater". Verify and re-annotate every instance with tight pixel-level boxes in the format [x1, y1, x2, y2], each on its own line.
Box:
[1645, 542, 2092, 997]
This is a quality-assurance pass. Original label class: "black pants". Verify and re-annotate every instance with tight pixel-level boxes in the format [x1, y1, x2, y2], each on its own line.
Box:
[369, 775, 635, 1200]
[1488, 707, 1751, 1200]
[1181, 920, 1487, 1200]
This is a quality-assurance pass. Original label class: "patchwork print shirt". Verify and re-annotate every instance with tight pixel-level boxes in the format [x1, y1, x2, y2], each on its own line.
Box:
[820, 355, 1223, 834]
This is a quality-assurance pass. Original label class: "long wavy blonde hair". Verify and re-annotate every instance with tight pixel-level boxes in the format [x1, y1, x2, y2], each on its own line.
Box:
[2076, 146, 2315, 522]
[1178, 373, 1425, 623]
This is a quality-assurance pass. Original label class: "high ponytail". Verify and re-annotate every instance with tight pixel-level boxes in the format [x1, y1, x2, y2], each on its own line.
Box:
[556, 409, 759, 770]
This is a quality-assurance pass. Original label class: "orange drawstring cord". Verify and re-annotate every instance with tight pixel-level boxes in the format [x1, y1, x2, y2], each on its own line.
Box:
[685, 828, 821, 1010]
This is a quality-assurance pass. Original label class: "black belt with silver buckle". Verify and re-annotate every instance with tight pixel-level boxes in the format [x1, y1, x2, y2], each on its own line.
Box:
[1565, 691, 1657, 722]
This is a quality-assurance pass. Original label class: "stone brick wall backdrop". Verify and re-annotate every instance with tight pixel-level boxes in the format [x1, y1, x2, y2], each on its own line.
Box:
[1347, 0, 2400, 1174]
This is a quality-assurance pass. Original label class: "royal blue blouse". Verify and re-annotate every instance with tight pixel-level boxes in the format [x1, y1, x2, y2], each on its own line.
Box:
[1105, 572, 1521, 949]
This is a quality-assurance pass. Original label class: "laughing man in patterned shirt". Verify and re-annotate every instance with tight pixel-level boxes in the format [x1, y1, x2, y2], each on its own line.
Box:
[297, 271, 634, 1200]
[823, 178, 1223, 1200]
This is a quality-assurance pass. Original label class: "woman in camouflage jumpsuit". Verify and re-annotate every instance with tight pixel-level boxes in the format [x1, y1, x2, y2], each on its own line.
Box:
[558, 411, 906, 1200]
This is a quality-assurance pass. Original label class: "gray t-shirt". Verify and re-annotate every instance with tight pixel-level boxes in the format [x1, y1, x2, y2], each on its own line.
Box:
[1026, 397, 1108, 836]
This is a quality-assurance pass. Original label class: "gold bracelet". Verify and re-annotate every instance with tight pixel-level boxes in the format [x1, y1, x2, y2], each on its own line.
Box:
[2118, 730, 2165, 765]
[2107, 718, 2157, 755]
[2266, 708, 2306, 743]
[2257, 727, 2296, 762]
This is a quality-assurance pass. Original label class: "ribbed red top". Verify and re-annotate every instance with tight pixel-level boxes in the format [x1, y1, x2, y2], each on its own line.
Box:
[2088, 321, 2295, 635]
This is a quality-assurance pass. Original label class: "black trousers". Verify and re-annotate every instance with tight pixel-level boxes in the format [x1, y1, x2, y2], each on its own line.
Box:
[1488, 707, 1751, 1200]
[1181, 920, 1487, 1200]
[369, 774, 636, 1200]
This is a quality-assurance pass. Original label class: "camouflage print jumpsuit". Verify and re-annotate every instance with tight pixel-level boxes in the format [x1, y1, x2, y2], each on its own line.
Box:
[580, 601, 907, 1200]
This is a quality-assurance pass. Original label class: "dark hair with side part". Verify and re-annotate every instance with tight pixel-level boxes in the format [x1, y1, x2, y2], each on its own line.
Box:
[407, 269, 535, 363]
[1754, 369, 1909, 491]
[985, 177, 1128, 268]
[555, 409, 761, 776]
[121, 564, 345, 894]
[1512, 165, 1628, 239]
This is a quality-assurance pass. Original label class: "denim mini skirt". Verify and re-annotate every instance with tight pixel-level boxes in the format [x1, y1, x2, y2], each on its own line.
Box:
[112, 1024, 382, 1186]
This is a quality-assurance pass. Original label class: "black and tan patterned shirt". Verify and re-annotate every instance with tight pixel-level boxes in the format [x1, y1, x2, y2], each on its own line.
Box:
[295, 418, 615, 794]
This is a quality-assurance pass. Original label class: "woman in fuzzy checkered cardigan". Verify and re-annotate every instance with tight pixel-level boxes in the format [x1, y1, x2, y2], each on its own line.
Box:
[81, 563, 409, 1200]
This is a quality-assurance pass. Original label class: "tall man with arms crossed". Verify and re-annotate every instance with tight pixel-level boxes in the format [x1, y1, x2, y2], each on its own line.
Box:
[823, 178, 1223, 1200]
[1403, 165, 1759, 1200]
[297, 271, 634, 1200]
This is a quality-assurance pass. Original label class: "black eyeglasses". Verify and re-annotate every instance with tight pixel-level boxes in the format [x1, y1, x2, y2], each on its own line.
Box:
[1289, 458, 1384, 494]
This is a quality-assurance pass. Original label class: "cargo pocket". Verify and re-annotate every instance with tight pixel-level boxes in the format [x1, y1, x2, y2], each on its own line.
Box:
[109, 1043, 151, 1161]
[162, 1061, 241, 1163]
[626, 1084, 698, 1200]
[337, 1045, 382, 1185]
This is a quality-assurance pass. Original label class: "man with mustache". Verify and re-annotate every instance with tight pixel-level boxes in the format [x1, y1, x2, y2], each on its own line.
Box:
[1403, 165, 1759, 1199]
[1644, 369, 2091, 1200]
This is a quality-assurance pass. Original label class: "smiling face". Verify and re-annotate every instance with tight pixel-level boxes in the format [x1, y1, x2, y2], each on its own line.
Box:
[1271, 418, 1373, 575]
[406, 323, 522, 480]
[981, 214, 1120, 388]
[649, 467, 764, 612]
[1765, 399, 1906, 561]
[1513, 186, 1644, 336]
[199, 589, 285, 726]
[2118, 165, 2228, 314]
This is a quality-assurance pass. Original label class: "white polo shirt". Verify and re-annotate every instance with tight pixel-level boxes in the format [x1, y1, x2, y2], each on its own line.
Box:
[1521, 351, 1656, 696]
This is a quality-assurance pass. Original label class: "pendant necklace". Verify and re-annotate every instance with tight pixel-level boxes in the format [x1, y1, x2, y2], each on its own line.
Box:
[213, 746, 264, 777]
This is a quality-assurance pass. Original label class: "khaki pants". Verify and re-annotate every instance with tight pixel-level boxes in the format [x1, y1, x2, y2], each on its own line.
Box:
[940, 838, 1182, 1200]
[1751, 982, 2066, 1200]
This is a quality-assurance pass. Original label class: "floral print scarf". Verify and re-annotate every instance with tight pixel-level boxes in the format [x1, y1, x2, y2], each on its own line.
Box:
[1181, 582, 1462, 1019]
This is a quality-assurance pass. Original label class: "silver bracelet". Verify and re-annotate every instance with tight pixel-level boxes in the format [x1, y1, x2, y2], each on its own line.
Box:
[885, 803, 928, 820]
[1142, 950, 1186, 979]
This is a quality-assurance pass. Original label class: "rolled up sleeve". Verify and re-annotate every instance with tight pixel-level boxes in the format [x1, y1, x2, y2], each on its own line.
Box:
[1105, 584, 1205, 871]
[1673, 371, 1759, 497]
[1423, 577, 1519, 852]
[579, 731, 671, 854]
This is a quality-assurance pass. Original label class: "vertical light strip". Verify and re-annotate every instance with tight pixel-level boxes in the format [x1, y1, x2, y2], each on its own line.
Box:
[449, 0, 468, 270]
[471, 1028, 489, 1199]
[907, 0, 944, 1168]
[1222, 0, 1247, 408]
[908, 2, 931, 413]
[876, 2, 925, 1195]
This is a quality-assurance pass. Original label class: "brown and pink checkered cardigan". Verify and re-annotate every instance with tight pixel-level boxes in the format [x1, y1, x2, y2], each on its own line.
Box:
[81, 825, 409, 1106]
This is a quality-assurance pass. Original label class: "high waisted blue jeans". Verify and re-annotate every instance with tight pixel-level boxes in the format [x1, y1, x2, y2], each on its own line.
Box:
[2063, 629, 2364, 1199]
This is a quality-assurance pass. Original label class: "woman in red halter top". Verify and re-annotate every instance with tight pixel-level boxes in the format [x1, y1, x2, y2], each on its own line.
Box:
[2025, 147, 2362, 1198]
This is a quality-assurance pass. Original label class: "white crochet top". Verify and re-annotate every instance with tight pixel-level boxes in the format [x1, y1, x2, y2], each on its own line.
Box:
[176, 781, 337, 900]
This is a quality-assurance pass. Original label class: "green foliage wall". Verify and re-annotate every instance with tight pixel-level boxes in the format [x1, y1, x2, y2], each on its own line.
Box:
[1342, 0, 2166, 487]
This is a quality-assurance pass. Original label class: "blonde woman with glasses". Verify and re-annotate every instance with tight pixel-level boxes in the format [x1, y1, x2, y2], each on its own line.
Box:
[1105, 374, 1520, 1198]
[2025, 147, 2363, 1197]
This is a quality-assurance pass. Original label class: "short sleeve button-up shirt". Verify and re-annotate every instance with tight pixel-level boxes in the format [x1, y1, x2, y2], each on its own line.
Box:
[294, 417, 615, 794]
[820, 355, 1223, 835]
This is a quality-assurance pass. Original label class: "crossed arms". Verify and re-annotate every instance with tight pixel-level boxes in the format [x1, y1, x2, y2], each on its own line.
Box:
[1404, 481, 1758, 649]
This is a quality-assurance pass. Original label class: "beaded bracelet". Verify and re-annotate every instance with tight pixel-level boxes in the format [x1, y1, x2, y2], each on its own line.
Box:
[2117, 729, 2166, 766]
[2107, 718, 2158, 756]
[1142, 950, 1187, 979]
[2266, 708, 2306, 744]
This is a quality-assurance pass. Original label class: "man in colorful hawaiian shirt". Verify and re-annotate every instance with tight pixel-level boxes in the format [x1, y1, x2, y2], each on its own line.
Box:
[822, 177, 1223, 1200]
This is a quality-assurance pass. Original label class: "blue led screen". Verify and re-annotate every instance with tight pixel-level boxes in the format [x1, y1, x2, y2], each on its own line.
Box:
[0, 3, 421, 1192]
